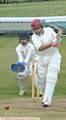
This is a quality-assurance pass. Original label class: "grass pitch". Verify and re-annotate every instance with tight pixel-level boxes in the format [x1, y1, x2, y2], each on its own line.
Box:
[0, 97, 66, 120]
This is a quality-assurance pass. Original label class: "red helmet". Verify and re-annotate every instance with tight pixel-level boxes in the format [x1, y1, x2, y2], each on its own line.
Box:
[31, 19, 42, 29]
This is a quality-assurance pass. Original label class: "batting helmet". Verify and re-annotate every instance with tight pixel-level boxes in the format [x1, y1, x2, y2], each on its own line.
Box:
[19, 31, 29, 39]
[31, 19, 42, 29]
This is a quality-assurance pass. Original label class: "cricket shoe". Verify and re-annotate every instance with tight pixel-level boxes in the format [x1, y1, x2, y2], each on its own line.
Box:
[19, 90, 26, 96]
[42, 102, 49, 107]
[42, 99, 50, 107]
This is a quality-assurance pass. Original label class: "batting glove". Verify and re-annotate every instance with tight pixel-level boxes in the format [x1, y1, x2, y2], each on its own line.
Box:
[21, 61, 25, 65]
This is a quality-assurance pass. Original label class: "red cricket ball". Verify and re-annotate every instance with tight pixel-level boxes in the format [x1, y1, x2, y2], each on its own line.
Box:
[3, 104, 9, 110]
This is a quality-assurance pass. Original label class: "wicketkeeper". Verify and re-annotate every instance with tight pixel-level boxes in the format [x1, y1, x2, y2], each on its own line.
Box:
[31, 19, 63, 107]
[14, 31, 37, 96]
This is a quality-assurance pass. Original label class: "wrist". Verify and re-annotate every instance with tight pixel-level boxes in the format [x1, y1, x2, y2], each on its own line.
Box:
[51, 42, 53, 46]
[51, 42, 60, 47]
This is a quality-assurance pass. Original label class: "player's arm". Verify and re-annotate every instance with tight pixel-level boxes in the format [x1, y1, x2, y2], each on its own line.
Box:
[25, 47, 34, 63]
[38, 27, 57, 51]
[38, 28, 63, 51]
[38, 42, 52, 51]
[16, 48, 23, 62]
[32, 35, 52, 51]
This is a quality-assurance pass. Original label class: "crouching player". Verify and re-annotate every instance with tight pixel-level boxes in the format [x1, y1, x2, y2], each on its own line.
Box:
[15, 31, 37, 96]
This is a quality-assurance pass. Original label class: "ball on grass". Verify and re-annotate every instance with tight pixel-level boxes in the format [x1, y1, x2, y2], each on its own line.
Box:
[3, 104, 9, 110]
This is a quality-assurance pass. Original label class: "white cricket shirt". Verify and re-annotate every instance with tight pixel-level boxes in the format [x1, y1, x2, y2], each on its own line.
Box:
[32, 27, 61, 63]
[16, 42, 36, 63]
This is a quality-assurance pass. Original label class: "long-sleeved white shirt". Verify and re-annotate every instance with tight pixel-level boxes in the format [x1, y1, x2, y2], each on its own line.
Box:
[32, 27, 61, 63]
[16, 42, 36, 64]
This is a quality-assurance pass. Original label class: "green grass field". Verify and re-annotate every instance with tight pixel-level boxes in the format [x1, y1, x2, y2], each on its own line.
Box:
[0, 1, 66, 120]
[0, 36, 66, 97]
[0, 35, 66, 119]
[0, 1, 66, 16]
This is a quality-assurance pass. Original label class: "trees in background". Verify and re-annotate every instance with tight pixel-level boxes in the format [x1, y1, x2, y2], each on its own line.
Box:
[0, 0, 8, 3]
[0, 0, 64, 4]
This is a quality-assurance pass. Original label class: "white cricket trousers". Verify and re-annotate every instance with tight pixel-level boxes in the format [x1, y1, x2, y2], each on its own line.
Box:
[42, 52, 61, 105]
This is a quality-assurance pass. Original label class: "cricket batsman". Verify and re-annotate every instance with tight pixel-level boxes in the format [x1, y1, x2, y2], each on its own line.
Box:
[31, 19, 63, 107]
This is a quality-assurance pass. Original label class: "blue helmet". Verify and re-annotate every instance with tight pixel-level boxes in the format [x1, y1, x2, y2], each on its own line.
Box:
[19, 31, 29, 39]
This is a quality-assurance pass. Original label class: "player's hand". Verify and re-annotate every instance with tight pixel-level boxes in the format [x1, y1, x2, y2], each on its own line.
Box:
[11, 61, 25, 72]
[11, 64, 17, 72]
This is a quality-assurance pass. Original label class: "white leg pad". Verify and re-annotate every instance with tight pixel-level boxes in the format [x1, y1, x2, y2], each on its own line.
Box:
[43, 81, 56, 105]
